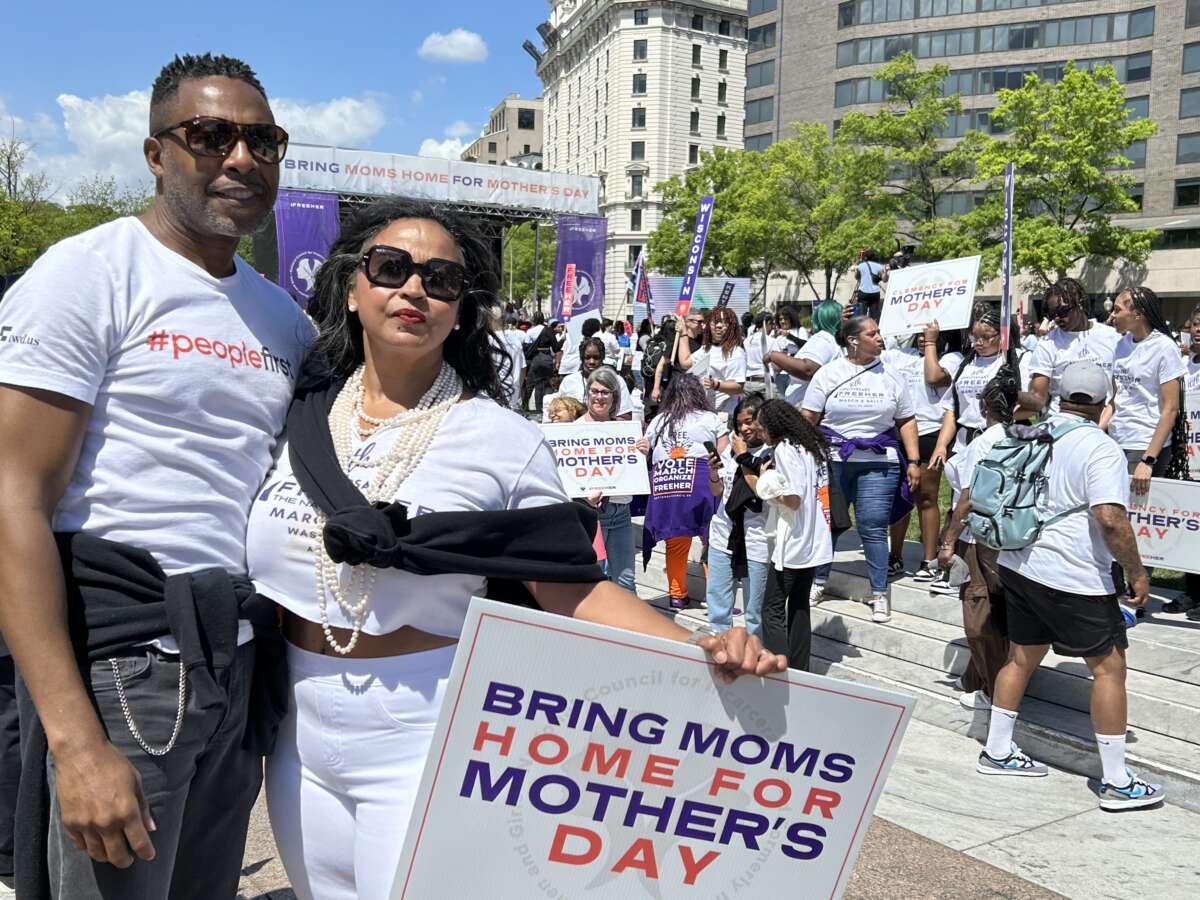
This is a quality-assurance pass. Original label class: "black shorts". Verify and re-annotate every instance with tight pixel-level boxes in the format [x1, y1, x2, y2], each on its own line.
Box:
[1000, 567, 1127, 658]
[916, 431, 940, 466]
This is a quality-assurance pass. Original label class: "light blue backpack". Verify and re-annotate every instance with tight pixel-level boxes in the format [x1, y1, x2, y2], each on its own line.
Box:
[966, 419, 1094, 551]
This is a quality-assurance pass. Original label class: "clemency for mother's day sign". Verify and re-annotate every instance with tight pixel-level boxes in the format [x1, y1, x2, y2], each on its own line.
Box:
[391, 598, 914, 899]
[878, 255, 980, 337]
[542, 422, 650, 498]
[1128, 478, 1200, 575]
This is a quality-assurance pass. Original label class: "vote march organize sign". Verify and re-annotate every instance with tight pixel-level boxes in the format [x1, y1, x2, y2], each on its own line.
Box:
[542, 422, 651, 498]
[391, 598, 915, 899]
[1129, 478, 1200, 575]
[878, 255, 980, 337]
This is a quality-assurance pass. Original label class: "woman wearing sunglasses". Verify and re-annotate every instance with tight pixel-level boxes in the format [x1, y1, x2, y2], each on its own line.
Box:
[1027, 277, 1121, 414]
[243, 198, 785, 900]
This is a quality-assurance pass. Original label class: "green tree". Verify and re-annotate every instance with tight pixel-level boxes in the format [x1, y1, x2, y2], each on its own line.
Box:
[738, 123, 896, 300]
[956, 63, 1157, 284]
[502, 221, 557, 311]
[836, 53, 986, 247]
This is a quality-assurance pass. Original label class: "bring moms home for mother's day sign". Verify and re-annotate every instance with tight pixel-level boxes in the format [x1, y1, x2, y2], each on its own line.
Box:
[879, 255, 980, 337]
[543, 421, 650, 498]
[391, 599, 915, 899]
[1129, 478, 1200, 574]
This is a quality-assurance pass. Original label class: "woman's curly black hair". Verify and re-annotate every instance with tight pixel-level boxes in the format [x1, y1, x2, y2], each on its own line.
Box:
[304, 197, 507, 402]
[757, 399, 830, 463]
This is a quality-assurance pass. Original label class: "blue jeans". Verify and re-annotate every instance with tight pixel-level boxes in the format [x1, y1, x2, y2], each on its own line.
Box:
[598, 501, 635, 591]
[705, 547, 768, 638]
[815, 460, 900, 595]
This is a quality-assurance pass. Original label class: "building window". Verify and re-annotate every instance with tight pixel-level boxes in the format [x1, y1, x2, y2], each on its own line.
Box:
[719, 49, 729, 70]
[1127, 184, 1143, 211]
[631, 141, 646, 161]
[1190, 0, 1200, 28]
[1183, 88, 1200, 120]
[717, 114, 726, 138]
[689, 144, 700, 165]
[1178, 133, 1200, 165]
[1125, 96, 1149, 120]
[633, 73, 647, 94]
[693, 44, 702, 67]
[690, 110, 700, 133]
[692, 13, 704, 30]
[631, 173, 644, 196]
[751, 0, 778, 15]
[634, 38, 647, 60]
[628, 245, 643, 268]
[745, 96, 774, 125]
[517, 108, 535, 129]
[634, 8, 648, 25]
[1177, 178, 1200, 207]
[718, 81, 728, 103]
[631, 208, 642, 231]
[632, 107, 646, 129]
[1125, 140, 1146, 168]
[748, 24, 776, 52]
[691, 76, 701, 100]
[747, 59, 774, 89]
[746, 133, 774, 152]
[1186, 42, 1200, 74]
[487, 141, 497, 153]
[523, 144, 530, 154]
[719, 20, 731, 36]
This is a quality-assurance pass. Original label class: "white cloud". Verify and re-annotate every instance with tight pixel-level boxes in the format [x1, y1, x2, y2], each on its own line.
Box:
[418, 137, 467, 160]
[410, 88, 424, 104]
[271, 96, 386, 147]
[418, 29, 488, 63]
[0, 99, 59, 144]
[443, 119, 475, 140]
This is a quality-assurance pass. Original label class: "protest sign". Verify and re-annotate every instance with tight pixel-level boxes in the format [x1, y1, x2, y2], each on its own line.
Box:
[676, 197, 715, 318]
[392, 598, 915, 900]
[1128, 478, 1200, 574]
[542, 422, 650, 497]
[878, 256, 980, 337]
[1187, 383, 1200, 480]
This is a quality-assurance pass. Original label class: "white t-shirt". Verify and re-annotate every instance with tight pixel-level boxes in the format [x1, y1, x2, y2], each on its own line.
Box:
[693, 345, 748, 414]
[0, 217, 312, 575]
[883, 347, 963, 436]
[785, 330, 842, 406]
[1109, 331, 1187, 451]
[945, 422, 1006, 546]
[522, 324, 545, 345]
[1030, 323, 1121, 412]
[744, 329, 766, 379]
[708, 443, 771, 563]
[543, 368, 633, 420]
[769, 441, 834, 571]
[999, 415, 1129, 595]
[646, 410, 721, 463]
[802, 358, 915, 462]
[246, 398, 566, 637]
[940, 352, 1031, 450]
[601, 331, 622, 367]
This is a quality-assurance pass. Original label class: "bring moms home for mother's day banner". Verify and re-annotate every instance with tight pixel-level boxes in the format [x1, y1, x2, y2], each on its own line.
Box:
[391, 598, 915, 899]
[1129, 478, 1200, 574]
[878, 255, 980, 337]
[542, 422, 650, 498]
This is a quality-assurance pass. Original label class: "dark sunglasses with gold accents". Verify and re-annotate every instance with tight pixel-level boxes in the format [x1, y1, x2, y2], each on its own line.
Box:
[359, 245, 468, 301]
[152, 116, 290, 165]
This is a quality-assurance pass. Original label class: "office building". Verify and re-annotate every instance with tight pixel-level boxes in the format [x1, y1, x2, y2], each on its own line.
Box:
[461, 94, 544, 168]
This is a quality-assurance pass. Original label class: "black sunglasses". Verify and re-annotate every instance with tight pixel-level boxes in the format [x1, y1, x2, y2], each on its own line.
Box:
[359, 246, 468, 301]
[153, 116, 289, 165]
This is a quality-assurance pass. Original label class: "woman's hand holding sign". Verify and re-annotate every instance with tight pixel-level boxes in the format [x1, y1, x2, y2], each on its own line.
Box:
[695, 627, 788, 683]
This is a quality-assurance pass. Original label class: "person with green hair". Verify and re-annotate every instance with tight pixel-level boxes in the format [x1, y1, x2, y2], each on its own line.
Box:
[764, 300, 846, 407]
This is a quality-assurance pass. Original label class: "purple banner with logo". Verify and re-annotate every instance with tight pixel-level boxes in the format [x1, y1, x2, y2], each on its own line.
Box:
[275, 189, 341, 307]
[551, 216, 607, 323]
[676, 196, 715, 318]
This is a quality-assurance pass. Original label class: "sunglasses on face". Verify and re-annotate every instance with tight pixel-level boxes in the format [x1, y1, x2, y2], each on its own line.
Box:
[153, 116, 289, 165]
[359, 245, 468, 301]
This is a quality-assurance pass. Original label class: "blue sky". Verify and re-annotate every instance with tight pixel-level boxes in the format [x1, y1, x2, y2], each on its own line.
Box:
[0, 0, 549, 193]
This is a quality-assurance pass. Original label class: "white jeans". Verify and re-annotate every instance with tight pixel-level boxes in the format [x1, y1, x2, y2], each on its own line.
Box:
[266, 641, 454, 900]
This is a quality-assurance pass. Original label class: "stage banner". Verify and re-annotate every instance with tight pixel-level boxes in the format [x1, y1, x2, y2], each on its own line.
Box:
[1187, 377, 1200, 480]
[999, 162, 1015, 352]
[1129, 478, 1200, 574]
[274, 189, 341, 306]
[636, 277, 751, 325]
[878, 256, 981, 337]
[541, 421, 650, 497]
[676, 197, 715, 318]
[552, 216, 607, 348]
[391, 598, 915, 900]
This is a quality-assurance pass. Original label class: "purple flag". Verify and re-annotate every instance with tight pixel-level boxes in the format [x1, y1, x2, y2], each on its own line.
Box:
[676, 197, 715, 318]
[551, 216, 607, 322]
[275, 189, 341, 307]
[716, 281, 735, 307]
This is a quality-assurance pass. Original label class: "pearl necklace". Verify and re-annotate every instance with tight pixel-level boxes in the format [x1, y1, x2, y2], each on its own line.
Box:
[315, 362, 462, 654]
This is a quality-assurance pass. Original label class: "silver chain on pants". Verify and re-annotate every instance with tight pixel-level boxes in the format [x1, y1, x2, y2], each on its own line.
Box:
[109, 656, 188, 757]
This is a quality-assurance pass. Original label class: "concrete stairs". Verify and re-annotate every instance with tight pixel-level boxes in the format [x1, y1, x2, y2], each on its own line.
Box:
[633, 526, 1200, 813]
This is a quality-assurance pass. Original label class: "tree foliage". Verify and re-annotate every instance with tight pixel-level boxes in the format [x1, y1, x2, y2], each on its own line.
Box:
[502, 221, 557, 311]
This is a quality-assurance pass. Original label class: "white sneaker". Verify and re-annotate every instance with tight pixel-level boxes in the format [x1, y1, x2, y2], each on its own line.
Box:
[959, 689, 992, 710]
[871, 594, 891, 623]
[810, 582, 826, 605]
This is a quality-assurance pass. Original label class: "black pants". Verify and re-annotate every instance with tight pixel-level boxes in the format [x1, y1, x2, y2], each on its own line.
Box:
[0, 655, 18, 876]
[762, 566, 816, 672]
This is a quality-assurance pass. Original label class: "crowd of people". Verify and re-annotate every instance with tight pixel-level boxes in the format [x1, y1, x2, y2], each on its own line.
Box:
[0, 50, 1195, 900]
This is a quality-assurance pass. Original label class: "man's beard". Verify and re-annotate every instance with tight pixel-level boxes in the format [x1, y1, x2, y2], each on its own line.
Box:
[162, 179, 262, 239]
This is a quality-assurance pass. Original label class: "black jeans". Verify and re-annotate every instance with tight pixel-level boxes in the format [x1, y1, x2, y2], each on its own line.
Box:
[45, 643, 262, 900]
[762, 566, 817, 672]
[0, 655, 18, 876]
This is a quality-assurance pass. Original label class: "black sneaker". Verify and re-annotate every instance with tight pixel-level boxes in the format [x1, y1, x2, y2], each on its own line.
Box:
[1187, 605, 1200, 623]
[912, 560, 938, 582]
[1163, 595, 1199, 615]
[887, 557, 906, 579]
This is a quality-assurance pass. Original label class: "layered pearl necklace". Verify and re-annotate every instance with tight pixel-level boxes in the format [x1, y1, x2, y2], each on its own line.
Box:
[315, 361, 463, 654]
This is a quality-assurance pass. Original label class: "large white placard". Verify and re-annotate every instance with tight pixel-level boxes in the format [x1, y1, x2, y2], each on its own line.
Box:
[878, 256, 980, 337]
[1129, 478, 1200, 575]
[542, 421, 651, 497]
[1186, 386, 1200, 481]
[280, 143, 601, 215]
[392, 598, 915, 899]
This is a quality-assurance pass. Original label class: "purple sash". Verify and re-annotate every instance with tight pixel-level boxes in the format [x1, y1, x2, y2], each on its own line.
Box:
[820, 426, 913, 525]
[641, 457, 720, 567]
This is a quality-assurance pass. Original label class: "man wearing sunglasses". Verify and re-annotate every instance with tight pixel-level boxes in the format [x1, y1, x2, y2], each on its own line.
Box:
[1027, 277, 1121, 415]
[0, 54, 311, 899]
